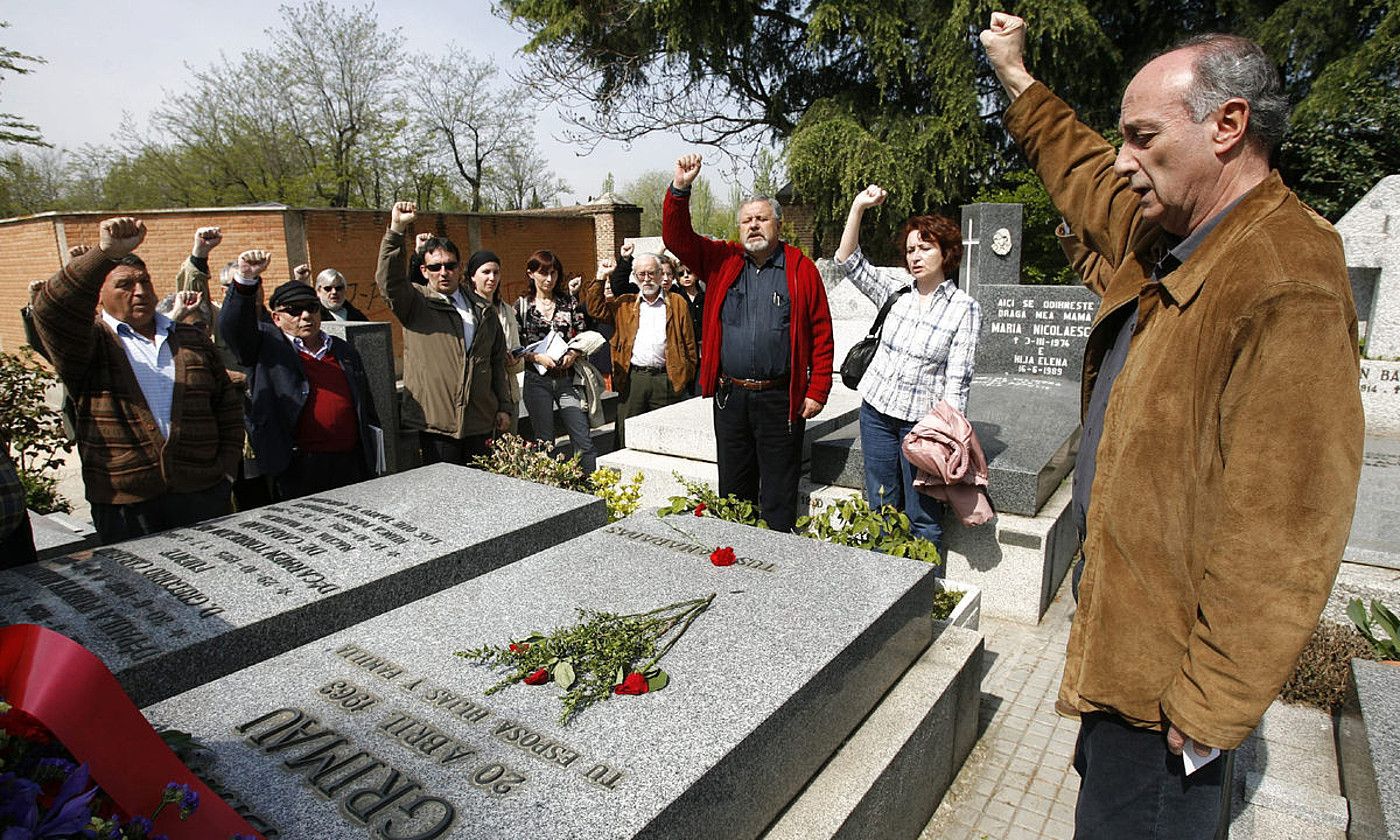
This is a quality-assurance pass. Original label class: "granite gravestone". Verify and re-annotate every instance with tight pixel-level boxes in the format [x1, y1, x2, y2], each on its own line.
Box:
[1346, 436, 1400, 571]
[0, 465, 606, 706]
[321, 319, 402, 474]
[144, 513, 939, 840]
[959, 202, 1024, 297]
[1339, 659, 1400, 840]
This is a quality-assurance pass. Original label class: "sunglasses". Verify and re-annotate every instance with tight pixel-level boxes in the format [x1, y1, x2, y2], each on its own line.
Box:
[424, 261, 459, 273]
[276, 304, 318, 317]
[319, 284, 346, 292]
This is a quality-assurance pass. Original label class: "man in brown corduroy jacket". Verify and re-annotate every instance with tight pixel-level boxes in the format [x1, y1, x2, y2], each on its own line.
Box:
[982, 13, 1363, 839]
[31, 217, 244, 544]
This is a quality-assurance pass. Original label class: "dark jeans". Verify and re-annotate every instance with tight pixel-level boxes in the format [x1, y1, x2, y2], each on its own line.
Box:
[616, 368, 684, 448]
[713, 385, 804, 532]
[275, 449, 366, 501]
[91, 480, 232, 545]
[521, 369, 595, 474]
[1073, 712, 1231, 840]
[419, 431, 490, 467]
[859, 400, 947, 561]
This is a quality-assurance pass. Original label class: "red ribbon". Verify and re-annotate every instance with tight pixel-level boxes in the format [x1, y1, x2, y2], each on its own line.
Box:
[0, 624, 262, 839]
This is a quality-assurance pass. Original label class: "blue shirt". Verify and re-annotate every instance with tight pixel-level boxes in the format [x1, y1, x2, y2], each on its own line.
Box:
[100, 309, 177, 440]
[719, 246, 790, 379]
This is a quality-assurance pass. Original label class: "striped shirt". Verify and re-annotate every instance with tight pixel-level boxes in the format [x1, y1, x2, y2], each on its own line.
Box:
[839, 248, 981, 421]
[100, 309, 177, 439]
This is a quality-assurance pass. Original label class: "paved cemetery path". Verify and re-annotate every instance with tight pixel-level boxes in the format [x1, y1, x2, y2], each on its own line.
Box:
[921, 578, 1082, 840]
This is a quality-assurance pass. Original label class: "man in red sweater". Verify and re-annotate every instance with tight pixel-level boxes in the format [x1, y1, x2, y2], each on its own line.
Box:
[219, 252, 380, 501]
[662, 154, 834, 532]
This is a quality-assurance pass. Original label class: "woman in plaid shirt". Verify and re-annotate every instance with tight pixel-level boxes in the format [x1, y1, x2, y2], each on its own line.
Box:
[835, 185, 981, 559]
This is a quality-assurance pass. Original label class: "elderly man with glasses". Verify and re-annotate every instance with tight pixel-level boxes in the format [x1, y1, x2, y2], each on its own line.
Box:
[314, 268, 368, 321]
[375, 201, 512, 466]
[220, 249, 381, 501]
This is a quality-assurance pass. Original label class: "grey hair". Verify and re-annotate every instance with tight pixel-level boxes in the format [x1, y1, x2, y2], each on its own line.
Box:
[1170, 33, 1289, 153]
[315, 268, 346, 288]
[737, 194, 782, 221]
[633, 252, 663, 278]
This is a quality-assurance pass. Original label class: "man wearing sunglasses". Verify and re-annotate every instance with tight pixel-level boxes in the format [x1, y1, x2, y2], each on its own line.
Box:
[315, 268, 367, 322]
[220, 250, 381, 500]
[376, 201, 512, 465]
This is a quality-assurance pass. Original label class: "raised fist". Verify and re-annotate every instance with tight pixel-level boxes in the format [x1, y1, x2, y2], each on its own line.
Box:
[597, 257, 616, 280]
[619, 242, 634, 258]
[98, 217, 147, 260]
[673, 154, 702, 190]
[67, 244, 92, 260]
[390, 201, 418, 234]
[238, 249, 272, 279]
[293, 263, 312, 284]
[853, 184, 888, 210]
[171, 290, 204, 322]
[414, 232, 433, 254]
[980, 12, 1028, 76]
[193, 226, 223, 258]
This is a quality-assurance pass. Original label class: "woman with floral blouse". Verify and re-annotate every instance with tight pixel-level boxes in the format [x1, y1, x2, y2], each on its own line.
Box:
[516, 249, 596, 473]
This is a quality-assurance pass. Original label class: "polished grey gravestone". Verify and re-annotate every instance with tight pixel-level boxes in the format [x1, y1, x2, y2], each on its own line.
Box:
[0, 465, 606, 707]
[144, 512, 939, 840]
[1347, 436, 1400, 572]
[1338, 659, 1400, 840]
[28, 510, 100, 561]
[321, 320, 402, 474]
[959, 203, 1024, 297]
[974, 284, 1098, 382]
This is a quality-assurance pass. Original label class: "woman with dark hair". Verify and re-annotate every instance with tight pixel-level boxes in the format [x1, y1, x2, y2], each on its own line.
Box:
[834, 184, 981, 558]
[465, 249, 524, 432]
[672, 260, 704, 393]
[515, 249, 596, 472]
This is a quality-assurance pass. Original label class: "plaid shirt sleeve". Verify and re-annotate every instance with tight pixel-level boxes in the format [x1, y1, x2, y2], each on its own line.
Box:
[0, 449, 26, 540]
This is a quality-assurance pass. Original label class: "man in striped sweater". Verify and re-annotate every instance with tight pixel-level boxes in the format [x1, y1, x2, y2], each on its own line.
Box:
[31, 217, 244, 544]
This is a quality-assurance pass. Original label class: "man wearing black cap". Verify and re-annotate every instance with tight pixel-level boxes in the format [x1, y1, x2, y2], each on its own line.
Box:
[375, 201, 512, 465]
[220, 249, 380, 500]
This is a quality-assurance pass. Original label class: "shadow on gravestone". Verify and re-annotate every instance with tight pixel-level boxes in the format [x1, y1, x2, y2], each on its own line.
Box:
[0, 465, 606, 707]
[144, 513, 940, 840]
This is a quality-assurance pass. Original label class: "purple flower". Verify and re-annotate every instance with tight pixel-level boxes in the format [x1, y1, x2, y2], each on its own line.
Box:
[179, 786, 199, 817]
[0, 771, 40, 827]
[33, 762, 98, 837]
[126, 815, 154, 836]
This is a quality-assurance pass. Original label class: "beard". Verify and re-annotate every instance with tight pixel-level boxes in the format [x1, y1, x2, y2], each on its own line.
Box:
[743, 235, 774, 254]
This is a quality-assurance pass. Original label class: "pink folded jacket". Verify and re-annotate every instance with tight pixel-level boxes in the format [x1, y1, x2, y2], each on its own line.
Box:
[901, 399, 995, 526]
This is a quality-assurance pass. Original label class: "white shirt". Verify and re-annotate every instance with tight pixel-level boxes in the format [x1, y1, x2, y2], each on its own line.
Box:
[100, 309, 177, 440]
[450, 289, 477, 350]
[290, 332, 332, 360]
[629, 293, 669, 368]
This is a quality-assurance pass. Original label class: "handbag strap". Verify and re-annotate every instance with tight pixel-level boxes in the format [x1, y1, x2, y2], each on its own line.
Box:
[866, 285, 912, 340]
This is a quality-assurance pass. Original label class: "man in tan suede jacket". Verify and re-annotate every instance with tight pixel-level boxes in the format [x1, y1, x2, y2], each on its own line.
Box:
[982, 13, 1363, 838]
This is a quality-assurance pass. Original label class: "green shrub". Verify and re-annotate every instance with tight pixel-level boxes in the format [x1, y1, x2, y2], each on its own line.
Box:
[798, 494, 940, 565]
[932, 588, 965, 622]
[590, 467, 644, 523]
[658, 474, 768, 528]
[1348, 598, 1400, 661]
[0, 348, 73, 514]
[474, 433, 645, 523]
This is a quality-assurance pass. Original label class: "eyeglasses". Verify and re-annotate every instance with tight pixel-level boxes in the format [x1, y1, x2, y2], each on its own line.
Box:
[424, 261, 459, 273]
[276, 304, 318, 317]
[319, 284, 346, 292]
[635, 270, 659, 279]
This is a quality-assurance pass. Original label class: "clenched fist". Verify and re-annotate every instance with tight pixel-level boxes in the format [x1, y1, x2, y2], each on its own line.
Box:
[852, 184, 888, 211]
[619, 241, 634, 258]
[414, 232, 433, 254]
[98, 217, 147, 260]
[597, 257, 616, 280]
[673, 154, 702, 191]
[67, 244, 91, 260]
[980, 12, 1035, 99]
[390, 201, 418, 234]
[193, 226, 223, 258]
[238, 249, 272, 280]
[293, 263, 312, 284]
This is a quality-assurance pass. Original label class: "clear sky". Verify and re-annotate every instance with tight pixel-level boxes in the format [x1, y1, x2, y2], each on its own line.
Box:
[1, 0, 693, 205]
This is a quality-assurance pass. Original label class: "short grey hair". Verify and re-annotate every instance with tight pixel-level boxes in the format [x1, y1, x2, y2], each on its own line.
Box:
[737, 194, 782, 221]
[1170, 33, 1289, 153]
[315, 268, 346, 288]
[633, 252, 663, 279]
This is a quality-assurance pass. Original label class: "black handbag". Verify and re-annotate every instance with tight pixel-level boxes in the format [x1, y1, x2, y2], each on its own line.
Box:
[839, 285, 910, 389]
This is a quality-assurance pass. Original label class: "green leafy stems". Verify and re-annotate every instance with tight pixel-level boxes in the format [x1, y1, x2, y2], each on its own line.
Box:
[1347, 598, 1400, 661]
[456, 593, 717, 725]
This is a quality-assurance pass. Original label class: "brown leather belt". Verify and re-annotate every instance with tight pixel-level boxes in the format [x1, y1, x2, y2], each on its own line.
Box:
[631, 364, 667, 375]
[721, 374, 789, 391]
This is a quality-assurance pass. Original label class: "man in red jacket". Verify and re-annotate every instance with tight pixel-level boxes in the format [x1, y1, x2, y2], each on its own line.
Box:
[662, 154, 834, 532]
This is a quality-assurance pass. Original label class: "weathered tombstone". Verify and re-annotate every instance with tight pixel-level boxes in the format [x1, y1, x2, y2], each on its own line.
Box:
[321, 320, 402, 474]
[1346, 437, 1400, 572]
[1336, 175, 1400, 357]
[143, 513, 979, 839]
[0, 465, 606, 706]
[959, 202, 1024, 297]
[1338, 659, 1400, 840]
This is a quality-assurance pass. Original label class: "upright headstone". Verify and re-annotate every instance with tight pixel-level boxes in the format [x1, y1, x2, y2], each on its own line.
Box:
[321, 320, 402, 474]
[0, 465, 606, 706]
[144, 513, 941, 839]
[1336, 174, 1400, 357]
[959, 202, 1024, 297]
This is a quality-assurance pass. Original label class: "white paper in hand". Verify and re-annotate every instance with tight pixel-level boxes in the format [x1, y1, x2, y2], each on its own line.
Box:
[1181, 739, 1221, 776]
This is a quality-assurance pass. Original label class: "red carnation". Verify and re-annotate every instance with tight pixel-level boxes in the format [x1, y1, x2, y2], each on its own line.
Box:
[523, 668, 549, 685]
[509, 642, 530, 653]
[710, 546, 737, 566]
[694, 503, 707, 516]
[614, 672, 649, 695]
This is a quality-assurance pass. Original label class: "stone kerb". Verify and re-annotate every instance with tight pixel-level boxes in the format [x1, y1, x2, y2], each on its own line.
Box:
[144, 513, 950, 839]
[0, 465, 606, 706]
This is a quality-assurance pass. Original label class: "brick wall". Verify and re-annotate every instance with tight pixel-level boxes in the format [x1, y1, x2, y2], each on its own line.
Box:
[2, 204, 628, 364]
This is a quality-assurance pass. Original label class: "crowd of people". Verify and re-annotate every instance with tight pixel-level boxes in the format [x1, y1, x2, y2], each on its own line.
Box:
[0, 11, 1369, 837]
